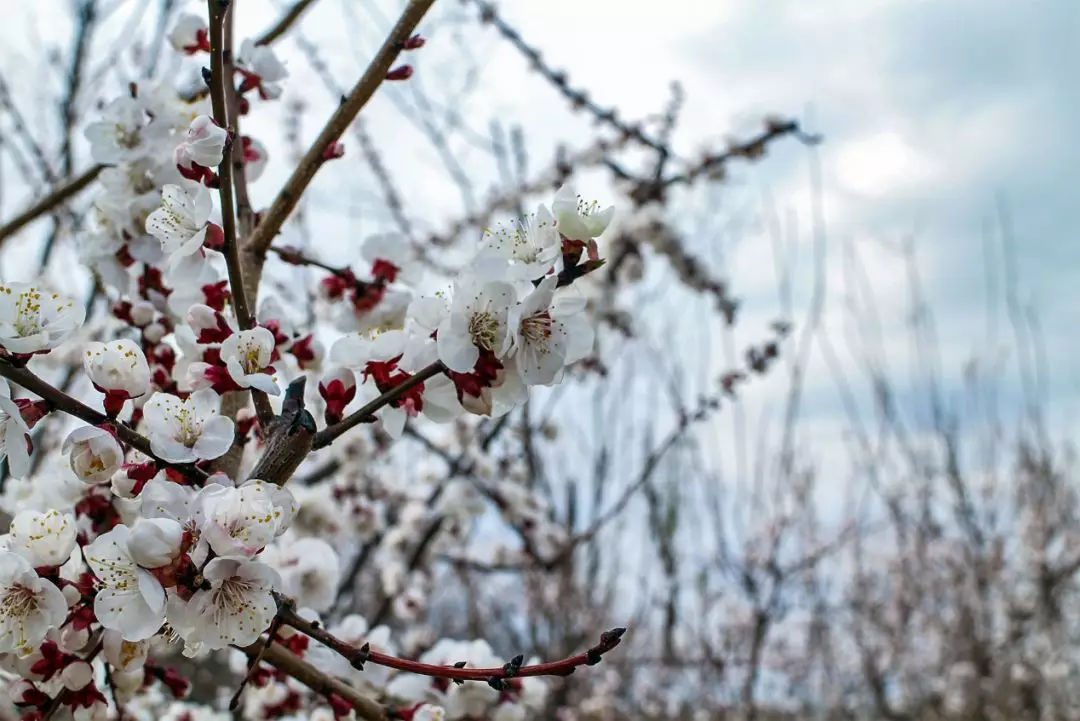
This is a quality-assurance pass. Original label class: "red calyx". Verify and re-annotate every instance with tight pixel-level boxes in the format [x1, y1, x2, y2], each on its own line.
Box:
[386, 65, 413, 81]
[318, 378, 356, 425]
[447, 349, 503, 402]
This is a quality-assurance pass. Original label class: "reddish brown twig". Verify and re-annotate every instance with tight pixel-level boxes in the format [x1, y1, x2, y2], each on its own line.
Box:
[276, 598, 625, 683]
[243, 0, 436, 258]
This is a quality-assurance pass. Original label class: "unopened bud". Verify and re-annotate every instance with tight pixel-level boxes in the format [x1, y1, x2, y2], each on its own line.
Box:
[385, 65, 413, 81]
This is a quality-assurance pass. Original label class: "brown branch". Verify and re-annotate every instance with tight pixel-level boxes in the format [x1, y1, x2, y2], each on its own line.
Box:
[207, 0, 251, 331]
[224, 5, 256, 240]
[242, 0, 436, 258]
[255, 0, 319, 46]
[312, 361, 444, 449]
[0, 164, 103, 245]
[239, 641, 386, 721]
[277, 599, 625, 683]
[207, 0, 274, 429]
[0, 359, 208, 482]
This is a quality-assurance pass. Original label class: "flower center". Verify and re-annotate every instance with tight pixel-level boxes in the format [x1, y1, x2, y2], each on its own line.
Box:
[13, 290, 43, 337]
[241, 342, 262, 373]
[174, 407, 204, 448]
[521, 312, 553, 348]
[0, 584, 38, 623]
[468, 312, 499, 351]
[212, 577, 254, 617]
[114, 124, 142, 149]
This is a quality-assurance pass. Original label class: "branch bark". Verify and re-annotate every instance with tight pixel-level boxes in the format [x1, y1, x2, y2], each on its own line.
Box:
[240, 641, 387, 721]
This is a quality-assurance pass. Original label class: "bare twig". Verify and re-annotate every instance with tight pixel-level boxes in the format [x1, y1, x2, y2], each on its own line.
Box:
[207, 0, 274, 428]
[0, 165, 104, 245]
[255, 0, 319, 46]
[277, 598, 626, 683]
[242, 0, 436, 258]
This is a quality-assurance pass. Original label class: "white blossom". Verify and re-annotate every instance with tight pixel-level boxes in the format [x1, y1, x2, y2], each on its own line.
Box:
[168, 13, 208, 53]
[167, 557, 279, 654]
[0, 383, 31, 478]
[268, 537, 340, 612]
[236, 39, 288, 99]
[552, 183, 614, 240]
[143, 390, 235, 464]
[219, 326, 280, 395]
[8, 509, 77, 567]
[479, 205, 561, 281]
[502, 276, 593, 385]
[83, 339, 151, 408]
[63, 426, 125, 484]
[0, 551, 66, 655]
[0, 282, 85, 354]
[102, 629, 150, 672]
[84, 525, 167, 641]
[437, 281, 516, 373]
[145, 183, 213, 264]
[201, 480, 296, 559]
[175, 115, 227, 170]
[84, 96, 168, 165]
[127, 517, 184, 569]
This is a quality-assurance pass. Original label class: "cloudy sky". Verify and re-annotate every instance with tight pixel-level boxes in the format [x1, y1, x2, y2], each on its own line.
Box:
[2, 0, 1076, 488]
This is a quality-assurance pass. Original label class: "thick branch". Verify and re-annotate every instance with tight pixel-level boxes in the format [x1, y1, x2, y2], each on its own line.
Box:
[207, 0, 252, 331]
[312, 361, 444, 449]
[242, 0, 436, 258]
[0, 165, 103, 245]
[207, 0, 274, 429]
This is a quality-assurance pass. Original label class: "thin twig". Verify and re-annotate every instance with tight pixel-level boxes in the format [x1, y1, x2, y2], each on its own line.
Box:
[255, 0, 318, 46]
[207, 0, 274, 429]
[0, 165, 104, 245]
[277, 599, 626, 682]
[238, 641, 386, 720]
[242, 0, 436, 258]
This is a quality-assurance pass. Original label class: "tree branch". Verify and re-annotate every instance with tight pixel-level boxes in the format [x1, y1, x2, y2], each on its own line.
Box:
[207, 0, 274, 429]
[276, 599, 626, 683]
[0, 359, 208, 482]
[239, 641, 386, 721]
[242, 0, 436, 258]
[0, 165, 103, 245]
[255, 0, 319, 46]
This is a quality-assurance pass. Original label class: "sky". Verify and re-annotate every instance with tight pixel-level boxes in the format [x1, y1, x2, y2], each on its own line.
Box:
[1, 0, 1077, 493]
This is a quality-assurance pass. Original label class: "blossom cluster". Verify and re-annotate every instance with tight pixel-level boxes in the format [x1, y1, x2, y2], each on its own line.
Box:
[0, 8, 612, 720]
